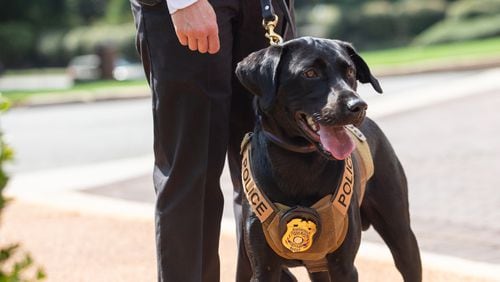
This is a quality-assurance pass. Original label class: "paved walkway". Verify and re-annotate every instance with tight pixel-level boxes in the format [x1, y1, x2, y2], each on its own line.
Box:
[3, 68, 500, 281]
[362, 90, 500, 264]
[1, 200, 497, 282]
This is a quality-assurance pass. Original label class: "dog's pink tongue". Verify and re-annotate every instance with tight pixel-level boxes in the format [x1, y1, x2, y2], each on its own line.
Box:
[318, 125, 355, 160]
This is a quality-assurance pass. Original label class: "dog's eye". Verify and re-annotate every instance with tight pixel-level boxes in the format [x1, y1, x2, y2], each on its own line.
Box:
[346, 67, 355, 79]
[303, 68, 319, 79]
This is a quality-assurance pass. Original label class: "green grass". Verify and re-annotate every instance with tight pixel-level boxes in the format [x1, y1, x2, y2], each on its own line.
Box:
[68, 79, 147, 91]
[361, 36, 500, 68]
[2, 79, 148, 104]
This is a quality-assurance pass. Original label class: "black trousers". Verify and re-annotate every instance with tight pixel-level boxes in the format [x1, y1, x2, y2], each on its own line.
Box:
[131, 0, 293, 281]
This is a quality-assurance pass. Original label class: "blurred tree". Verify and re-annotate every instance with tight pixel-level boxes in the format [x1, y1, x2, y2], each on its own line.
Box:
[0, 0, 69, 28]
[0, 22, 36, 67]
[0, 0, 496, 67]
[295, 0, 448, 50]
[0, 0, 109, 68]
[0, 0, 110, 29]
[106, 0, 134, 24]
[415, 0, 500, 45]
[0, 0, 71, 66]
[67, 0, 107, 25]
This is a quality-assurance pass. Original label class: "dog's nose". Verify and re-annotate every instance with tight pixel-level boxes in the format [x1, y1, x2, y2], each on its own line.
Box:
[347, 98, 368, 113]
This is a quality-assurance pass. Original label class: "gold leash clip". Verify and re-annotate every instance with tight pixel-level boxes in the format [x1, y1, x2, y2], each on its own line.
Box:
[262, 15, 283, 46]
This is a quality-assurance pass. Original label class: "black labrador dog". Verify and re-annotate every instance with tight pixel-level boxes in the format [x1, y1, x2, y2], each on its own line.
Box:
[235, 37, 422, 282]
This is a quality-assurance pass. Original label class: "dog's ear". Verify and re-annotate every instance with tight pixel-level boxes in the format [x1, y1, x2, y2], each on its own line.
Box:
[235, 45, 283, 110]
[337, 41, 383, 94]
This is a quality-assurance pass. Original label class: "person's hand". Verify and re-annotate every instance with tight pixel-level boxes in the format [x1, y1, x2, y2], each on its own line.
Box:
[171, 0, 220, 54]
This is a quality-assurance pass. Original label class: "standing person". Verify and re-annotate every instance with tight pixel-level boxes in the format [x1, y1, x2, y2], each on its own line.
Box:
[130, 0, 296, 281]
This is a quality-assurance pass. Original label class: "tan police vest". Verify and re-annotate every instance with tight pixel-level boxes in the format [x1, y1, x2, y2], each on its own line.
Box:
[240, 125, 374, 267]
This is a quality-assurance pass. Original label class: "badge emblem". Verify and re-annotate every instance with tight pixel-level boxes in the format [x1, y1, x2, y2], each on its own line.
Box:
[281, 218, 317, 253]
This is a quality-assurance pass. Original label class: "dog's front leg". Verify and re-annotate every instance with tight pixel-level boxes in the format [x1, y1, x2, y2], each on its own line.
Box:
[244, 215, 286, 282]
[308, 271, 332, 282]
[324, 207, 362, 282]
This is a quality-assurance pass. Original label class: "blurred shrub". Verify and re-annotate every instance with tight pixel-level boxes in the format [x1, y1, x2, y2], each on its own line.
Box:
[65, 0, 107, 25]
[0, 0, 131, 68]
[297, 0, 446, 50]
[0, 0, 69, 29]
[62, 23, 137, 60]
[0, 94, 46, 281]
[0, 22, 35, 67]
[0, 95, 11, 195]
[397, 1, 447, 37]
[106, 0, 134, 24]
[298, 4, 341, 38]
[37, 30, 69, 66]
[414, 15, 500, 45]
[447, 0, 500, 20]
[414, 0, 500, 45]
[36, 23, 138, 66]
[348, 1, 399, 47]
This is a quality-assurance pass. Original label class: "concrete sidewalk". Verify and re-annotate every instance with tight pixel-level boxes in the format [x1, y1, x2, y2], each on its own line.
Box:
[1, 199, 497, 282]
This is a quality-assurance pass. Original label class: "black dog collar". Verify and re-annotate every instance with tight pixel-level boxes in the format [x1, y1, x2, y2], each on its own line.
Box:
[262, 129, 317, 153]
[258, 115, 317, 154]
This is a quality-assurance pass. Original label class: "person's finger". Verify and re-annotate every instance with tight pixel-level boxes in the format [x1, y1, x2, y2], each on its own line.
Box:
[208, 32, 220, 54]
[176, 31, 188, 46]
[188, 37, 198, 51]
[197, 37, 208, 54]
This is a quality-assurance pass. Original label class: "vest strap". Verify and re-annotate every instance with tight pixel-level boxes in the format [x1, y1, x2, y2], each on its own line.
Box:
[241, 136, 276, 223]
[303, 258, 329, 273]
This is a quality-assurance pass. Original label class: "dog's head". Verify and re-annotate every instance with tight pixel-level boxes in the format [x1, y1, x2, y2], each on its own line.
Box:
[236, 37, 382, 160]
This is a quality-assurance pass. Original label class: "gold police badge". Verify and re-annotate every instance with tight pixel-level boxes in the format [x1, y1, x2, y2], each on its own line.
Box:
[281, 218, 317, 253]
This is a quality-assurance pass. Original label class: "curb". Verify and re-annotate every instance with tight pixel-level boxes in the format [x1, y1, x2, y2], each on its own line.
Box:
[374, 57, 500, 77]
[363, 67, 500, 118]
[10, 85, 150, 108]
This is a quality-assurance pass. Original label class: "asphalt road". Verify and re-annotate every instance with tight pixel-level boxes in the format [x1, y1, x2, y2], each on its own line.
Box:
[2, 98, 153, 173]
[1, 70, 477, 173]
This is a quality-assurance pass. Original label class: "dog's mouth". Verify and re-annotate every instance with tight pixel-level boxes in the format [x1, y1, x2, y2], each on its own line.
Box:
[295, 112, 355, 160]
